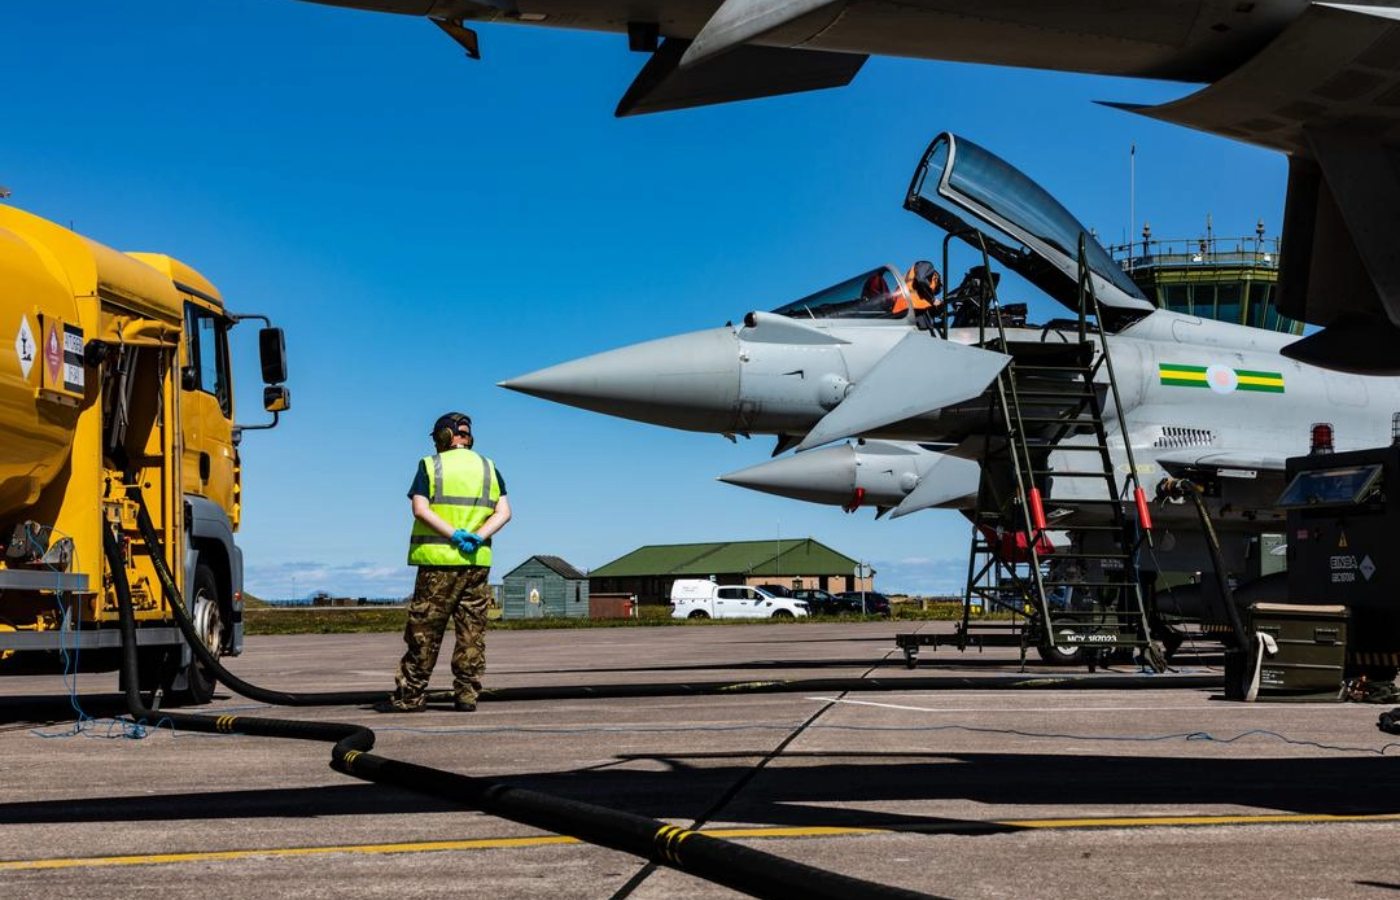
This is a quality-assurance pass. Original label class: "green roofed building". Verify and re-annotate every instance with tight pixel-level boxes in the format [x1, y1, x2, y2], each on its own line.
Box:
[589, 538, 871, 606]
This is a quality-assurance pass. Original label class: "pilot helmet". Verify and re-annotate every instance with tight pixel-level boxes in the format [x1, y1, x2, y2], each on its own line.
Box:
[909, 260, 941, 301]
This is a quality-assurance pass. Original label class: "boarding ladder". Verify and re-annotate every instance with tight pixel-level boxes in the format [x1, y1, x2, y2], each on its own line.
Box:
[899, 234, 1161, 670]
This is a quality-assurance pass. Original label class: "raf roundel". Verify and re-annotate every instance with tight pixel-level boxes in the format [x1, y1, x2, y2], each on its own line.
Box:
[1205, 364, 1239, 395]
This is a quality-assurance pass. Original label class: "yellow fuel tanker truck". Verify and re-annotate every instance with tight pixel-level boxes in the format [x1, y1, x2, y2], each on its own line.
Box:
[0, 204, 288, 703]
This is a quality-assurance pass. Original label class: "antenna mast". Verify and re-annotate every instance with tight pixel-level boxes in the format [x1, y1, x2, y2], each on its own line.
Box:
[1129, 143, 1136, 252]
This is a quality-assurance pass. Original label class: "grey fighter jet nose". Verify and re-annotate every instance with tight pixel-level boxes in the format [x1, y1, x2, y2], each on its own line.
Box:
[499, 327, 743, 433]
[719, 444, 858, 505]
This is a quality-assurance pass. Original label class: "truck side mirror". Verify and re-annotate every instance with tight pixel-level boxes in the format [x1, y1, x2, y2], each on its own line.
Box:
[263, 385, 291, 413]
[259, 328, 288, 385]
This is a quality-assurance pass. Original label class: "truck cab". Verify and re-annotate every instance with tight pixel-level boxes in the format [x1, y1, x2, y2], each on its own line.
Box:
[0, 205, 289, 704]
[670, 579, 810, 620]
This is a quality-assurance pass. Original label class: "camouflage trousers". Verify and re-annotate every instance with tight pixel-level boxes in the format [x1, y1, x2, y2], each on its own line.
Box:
[393, 565, 492, 706]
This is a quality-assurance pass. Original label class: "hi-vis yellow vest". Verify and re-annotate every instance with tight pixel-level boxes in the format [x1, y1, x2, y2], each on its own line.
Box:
[408, 448, 501, 567]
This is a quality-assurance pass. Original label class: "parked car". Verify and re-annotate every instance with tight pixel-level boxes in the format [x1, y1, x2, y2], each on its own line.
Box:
[670, 580, 809, 619]
[755, 583, 795, 598]
[835, 590, 892, 616]
[791, 588, 856, 616]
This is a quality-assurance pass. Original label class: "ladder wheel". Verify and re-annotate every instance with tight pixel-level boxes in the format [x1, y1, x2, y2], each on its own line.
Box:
[1035, 641, 1084, 666]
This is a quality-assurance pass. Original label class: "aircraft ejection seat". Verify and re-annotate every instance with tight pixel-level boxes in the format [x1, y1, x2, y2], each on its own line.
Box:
[947, 266, 999, 328]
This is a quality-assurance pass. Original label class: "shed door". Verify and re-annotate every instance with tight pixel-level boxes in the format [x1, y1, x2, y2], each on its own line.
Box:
[525, 577, 544, 618]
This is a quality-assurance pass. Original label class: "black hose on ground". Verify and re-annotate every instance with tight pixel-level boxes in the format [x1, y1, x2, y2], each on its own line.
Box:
[140, 506, 390, 706]
[478, 672, 1221, 703]
[120, 497, 941, 900]
[107, 526, 375, 754]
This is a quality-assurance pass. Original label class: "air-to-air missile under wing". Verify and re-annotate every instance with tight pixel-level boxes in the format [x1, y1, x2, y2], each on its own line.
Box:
[503, 132, 1400, 578]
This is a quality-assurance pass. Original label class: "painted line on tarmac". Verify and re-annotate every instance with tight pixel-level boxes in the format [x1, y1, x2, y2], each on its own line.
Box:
[1002, 813, 1400, 829]
[6, 815, 1400, 872]
[0, 836, 581, 871]
[0, 827, 875, 872]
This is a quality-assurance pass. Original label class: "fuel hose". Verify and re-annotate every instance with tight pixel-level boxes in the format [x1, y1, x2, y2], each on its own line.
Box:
[116, 493, 940, 900]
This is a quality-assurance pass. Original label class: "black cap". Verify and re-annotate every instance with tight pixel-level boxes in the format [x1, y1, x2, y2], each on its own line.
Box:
[432, 412, 472, 448]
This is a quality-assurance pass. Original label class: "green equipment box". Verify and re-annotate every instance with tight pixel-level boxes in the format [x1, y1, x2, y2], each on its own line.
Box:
[1249, 603, 1348, 695]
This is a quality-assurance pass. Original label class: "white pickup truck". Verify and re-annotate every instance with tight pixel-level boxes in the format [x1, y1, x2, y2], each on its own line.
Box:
[670, 580, 810, 620]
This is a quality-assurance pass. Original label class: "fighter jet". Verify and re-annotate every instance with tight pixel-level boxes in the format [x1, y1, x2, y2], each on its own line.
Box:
[308, 1, 1400, 369]
[502, 132, 1400, 575]
[718, 440, 979, 517]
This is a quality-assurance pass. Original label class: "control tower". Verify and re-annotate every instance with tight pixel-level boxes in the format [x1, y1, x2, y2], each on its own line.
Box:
[1108, 222, 1301, 335]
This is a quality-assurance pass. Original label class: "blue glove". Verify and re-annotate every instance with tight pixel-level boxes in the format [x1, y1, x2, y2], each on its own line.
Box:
[451, 529, 482, 554]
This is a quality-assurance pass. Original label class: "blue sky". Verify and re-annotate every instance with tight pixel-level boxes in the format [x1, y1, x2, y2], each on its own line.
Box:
[3, 2, 1287, 598]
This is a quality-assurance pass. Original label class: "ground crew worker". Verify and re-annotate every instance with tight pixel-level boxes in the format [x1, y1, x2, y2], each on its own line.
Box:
[376, 412, 511, 713]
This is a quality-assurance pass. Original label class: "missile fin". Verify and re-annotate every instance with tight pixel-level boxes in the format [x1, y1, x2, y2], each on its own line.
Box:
[890, 454, 982, 518]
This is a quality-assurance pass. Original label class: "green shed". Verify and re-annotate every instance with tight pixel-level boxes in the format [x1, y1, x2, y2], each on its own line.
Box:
[501, 555, 589, 620]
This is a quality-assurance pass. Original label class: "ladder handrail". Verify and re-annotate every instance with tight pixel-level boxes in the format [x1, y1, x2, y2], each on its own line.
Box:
[1076, 232, 1148, 508]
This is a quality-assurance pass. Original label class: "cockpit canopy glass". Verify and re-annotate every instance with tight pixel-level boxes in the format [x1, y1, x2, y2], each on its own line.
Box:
[771, 266, 910, 320]
[907, 134, 1150, 311]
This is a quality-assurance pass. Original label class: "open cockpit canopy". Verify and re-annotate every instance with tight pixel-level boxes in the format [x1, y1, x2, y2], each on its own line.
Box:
[770, 265, 912, 321]
[905, 133, 1153, 323]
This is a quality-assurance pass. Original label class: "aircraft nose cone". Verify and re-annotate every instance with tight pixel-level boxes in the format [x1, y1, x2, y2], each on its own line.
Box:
[500, 328, 742, 433]
[718, 445, 857, 504]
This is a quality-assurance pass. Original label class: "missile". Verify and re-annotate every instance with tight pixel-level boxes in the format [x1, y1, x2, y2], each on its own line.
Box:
[718, 440, 979, 515]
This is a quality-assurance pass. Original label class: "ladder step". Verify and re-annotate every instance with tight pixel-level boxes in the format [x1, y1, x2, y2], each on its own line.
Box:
[1045, 552, 1132, 561]
[1047, 618, 1144, 626]
[1013, 391, 1095, 401]
[1035, 444, 1112, 452]
[1016, 415, 1096, 424]
[1032, 470, 1117, 477]
[1042, 580, 1139, 588]
[1056, 524, 1130, 532]
[1012, 365, 1094, 374]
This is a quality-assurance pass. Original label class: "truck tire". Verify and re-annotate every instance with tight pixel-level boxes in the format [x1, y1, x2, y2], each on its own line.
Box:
[771, 609, 794, 619]
[688, 610, 710, 620]
[177, 563, 223, 705]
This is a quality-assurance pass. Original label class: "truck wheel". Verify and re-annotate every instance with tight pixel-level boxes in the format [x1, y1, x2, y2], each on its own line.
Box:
[771, 609, 794, 619]
[177, 563, 223, 705]
[688, 610, 710, 620]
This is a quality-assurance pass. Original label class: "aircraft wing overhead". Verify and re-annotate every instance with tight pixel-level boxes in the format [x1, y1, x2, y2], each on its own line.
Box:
[617, 38, 865, 116]
[795, 332, 1010, 451]
[1120, 3, 1400, 160]
[1153, 448, 1288, 476]
[1116, 3, 1400, 369]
